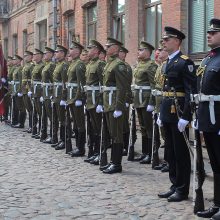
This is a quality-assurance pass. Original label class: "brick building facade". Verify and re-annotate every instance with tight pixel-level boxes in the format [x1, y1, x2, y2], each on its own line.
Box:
[0, 0, 219, 65]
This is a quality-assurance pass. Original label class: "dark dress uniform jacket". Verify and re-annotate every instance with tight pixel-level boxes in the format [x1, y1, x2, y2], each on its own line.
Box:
[198, 47, 220, 132]
[160, 52, 196, 123]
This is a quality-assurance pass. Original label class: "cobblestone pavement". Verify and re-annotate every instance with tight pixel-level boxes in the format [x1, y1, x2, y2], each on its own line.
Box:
[0, 122, 214, 220]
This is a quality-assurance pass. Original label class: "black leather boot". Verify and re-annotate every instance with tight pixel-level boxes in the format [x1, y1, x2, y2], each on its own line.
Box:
[55, 125, 65, 150]
[103, 143, 123, 174]
[133, 136, 147, 161]
[140, 138, 152, 164]
[84, 134, 95, 162]
[89, 135, 101, 165]
[71, 132, 85, 157]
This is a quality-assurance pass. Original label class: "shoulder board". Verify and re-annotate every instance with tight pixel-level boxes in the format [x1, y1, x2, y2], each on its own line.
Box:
[180, 55, 189, 60]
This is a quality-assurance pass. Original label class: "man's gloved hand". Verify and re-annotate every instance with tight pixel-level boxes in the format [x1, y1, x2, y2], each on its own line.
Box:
[1, 78, 6, 83]
[17, 92, 23, 97]
[156, 117, 163, 127]
[146, 105, 154, 112]
[60, 100, 67, 106]
[178, 118, 189, 132]
[191, 119, 198, 130]
[96, 105, 103, 113]
[125, 103, 129, 108]
[28, 91, 32, 97]
[218, 130, 220, 136]
[40, 96, 44, 103]
[75, 100, 82, 107]
[113, 110, 122, 118]
[50, 96, 53, 100]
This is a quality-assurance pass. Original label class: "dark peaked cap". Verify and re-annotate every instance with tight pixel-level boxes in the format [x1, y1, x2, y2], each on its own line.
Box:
[13, 55, 23, 60]
[105, 37, 123, 46]
[139, 41, 155, 51]
[44, 46, 55, 54]
[70, 41, 84, 50]
[33, 48, 44, 55]
[120, 46, 129, 53]
[208, 18, 220, 32]
[87, 39, 104, 51]
[162, 26, 186, 40]
[24, 50, 33, 56]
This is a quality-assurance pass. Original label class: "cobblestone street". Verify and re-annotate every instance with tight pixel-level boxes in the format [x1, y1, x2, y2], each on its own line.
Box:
[0, 123, 214, 220]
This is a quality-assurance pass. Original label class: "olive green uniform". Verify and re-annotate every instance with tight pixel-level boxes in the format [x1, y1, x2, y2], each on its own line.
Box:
[66, 58, 86, 154]
[103, 55, 130, 167]
[12, 65, 26, 127]
[31, 61, 45, 135]
[21, 61, 35, 130]
[84, 57, 105, 157]
[41, 61, 56, 141]
[133, 59, 157, 156]
[52, 60, 69, 145]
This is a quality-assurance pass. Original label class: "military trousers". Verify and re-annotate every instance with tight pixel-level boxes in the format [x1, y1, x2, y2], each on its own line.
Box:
[163, 122, 191, 196]
[23, 94, 33, 112]
[123, 106, 130, 134]
[87, 108, 102, 136]
[105, 111, 124, 144]
[136, 107, 153, 138]
[69, 103, 85, 133]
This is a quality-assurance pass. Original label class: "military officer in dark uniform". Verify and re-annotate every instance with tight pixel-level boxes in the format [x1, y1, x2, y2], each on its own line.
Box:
[51, 45, 69, 150]
[63, 41, 86, 156]
[12, 55, 26, 128]
[118, 46, 133, 156]
[133, 41, 157, 164]
[29, 49, 45, 138]
[157, 27, 196, 202]
[101, 37, 130, 174]
[196, 18, 220, 220]
[22, 51, 34, 133]
[83, 39, 105, 163]
[40, 47, 56, 143]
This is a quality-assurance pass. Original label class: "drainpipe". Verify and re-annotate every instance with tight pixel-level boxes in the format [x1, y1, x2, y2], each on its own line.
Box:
[52, 0, 57, 49]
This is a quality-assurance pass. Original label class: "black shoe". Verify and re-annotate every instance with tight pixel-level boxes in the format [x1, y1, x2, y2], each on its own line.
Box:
[55, 142, 65, 150]
[71, 148, 85, 157]
[133, 154, 146, 162]
[12, 123, 24, 128]
[122, 149, 128, 156]
[35, 134, 41, 139]
[90, 155, 99, 165]
[197, 206, 219, 218]
[161, 165, 169, 172]
[84, 155, 97, 163]
[27, 128, 32, 133]
[43, 137, 52, 144]
[51, 141, 60, 148]
[158, 190, 175, 198]
[23, 128, 31, 133]
[154, 163, 167, 170]
[100, 163, 111, 171]
[31, 134, 38, 138]
[102, 164, 122, 174]
[167, 192, 188, 202]
[211, 209, 220, 220]
[140, 155, 151, 164]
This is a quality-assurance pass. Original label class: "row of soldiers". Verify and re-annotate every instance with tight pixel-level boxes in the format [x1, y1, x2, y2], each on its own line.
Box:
[2, 18, 220, 219]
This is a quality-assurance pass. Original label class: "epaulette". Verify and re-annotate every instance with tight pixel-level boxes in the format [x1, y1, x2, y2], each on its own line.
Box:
[180, 55, 189, 60]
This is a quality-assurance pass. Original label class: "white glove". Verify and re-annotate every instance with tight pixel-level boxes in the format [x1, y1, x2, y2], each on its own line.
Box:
[40, 96, 44, 103]
[156, 117, 163, 127]
[191, 119, 198, 130]
[113, 110, 122, 118]
[17, 92, 23, 97]
[60, 100, 67, 106]
[218, 130, 220, 136]
[125, 103, 129, 108]
[96, 105, 103, 113]
[28, 91, 32, 97]
[146, 105, 154, 112]
[1, 78, 6, 83]
[75, 100, 82, 107]
[50, 96, 53, 100]
[178, 118, 189, 132]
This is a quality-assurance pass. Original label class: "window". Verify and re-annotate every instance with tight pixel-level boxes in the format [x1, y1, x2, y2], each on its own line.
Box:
[12, 34, 18, 55]
[145, 0, 162, 48]
[38, 20, 47, 51]
[3, 38, 8, 57]
[23, 30, 28, 53]
[189, 0, 214, 53]
[87, 5, 97, 43]
[112, 0, 125, 44]
[67, 13, 75, 47]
